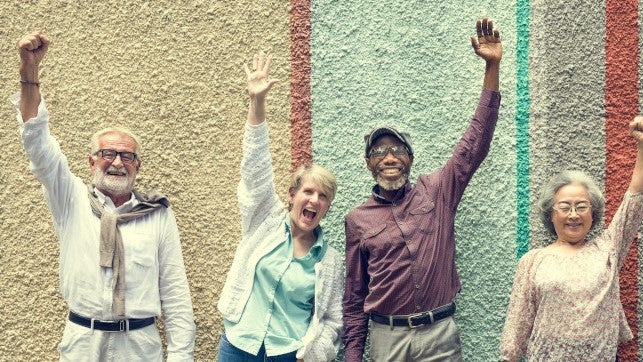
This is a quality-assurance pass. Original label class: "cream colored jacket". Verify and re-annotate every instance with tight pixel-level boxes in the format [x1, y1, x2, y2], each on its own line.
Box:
[217, 121, 343, 361]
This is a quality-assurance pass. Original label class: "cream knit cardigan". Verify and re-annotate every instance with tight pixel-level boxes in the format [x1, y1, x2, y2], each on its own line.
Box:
[218, 121, 344, 361]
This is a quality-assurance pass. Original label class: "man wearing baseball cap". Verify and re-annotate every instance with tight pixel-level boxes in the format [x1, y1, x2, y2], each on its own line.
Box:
[343, 17, 502, 361]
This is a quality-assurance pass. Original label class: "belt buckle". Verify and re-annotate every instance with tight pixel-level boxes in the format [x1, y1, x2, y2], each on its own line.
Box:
[118, 319, 129, 332]
[407, 311, 433, 329]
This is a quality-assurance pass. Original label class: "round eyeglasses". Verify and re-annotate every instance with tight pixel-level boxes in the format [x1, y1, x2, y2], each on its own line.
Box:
[552, 203, 591, 216]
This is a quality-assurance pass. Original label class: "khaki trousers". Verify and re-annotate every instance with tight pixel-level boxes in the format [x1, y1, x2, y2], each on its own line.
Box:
[369, 316, 463, 362]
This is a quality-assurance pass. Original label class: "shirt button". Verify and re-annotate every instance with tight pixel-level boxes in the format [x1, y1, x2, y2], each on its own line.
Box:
[415, 284, 420, 289]
[416, 305, 421, 311]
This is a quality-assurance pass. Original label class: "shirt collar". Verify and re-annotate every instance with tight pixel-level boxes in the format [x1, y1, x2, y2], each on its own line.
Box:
[310, 227, 327, 260]
[372, 181, 411, 203]
[92, 187, 138, 213]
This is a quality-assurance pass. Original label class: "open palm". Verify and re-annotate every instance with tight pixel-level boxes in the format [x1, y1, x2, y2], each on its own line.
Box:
[244, 52, 278, 99]
[471, 17, 502, 63]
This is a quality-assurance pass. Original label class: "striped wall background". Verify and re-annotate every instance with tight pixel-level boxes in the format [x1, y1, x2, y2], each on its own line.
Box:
[296, 0, 642, 360]
[0, 0, 642, 360]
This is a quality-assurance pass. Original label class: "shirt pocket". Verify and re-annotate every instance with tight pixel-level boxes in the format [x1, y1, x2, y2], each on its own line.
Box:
[409, 200, 436, 234]
[124, 233, 158, 288]
[362, 224, 389, 258]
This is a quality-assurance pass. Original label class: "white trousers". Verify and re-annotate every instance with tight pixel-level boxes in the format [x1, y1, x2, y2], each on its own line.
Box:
[58, 319, 163, 362]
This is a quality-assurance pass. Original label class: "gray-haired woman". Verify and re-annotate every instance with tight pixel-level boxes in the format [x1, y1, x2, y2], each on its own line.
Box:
[501, 117, 643, 361]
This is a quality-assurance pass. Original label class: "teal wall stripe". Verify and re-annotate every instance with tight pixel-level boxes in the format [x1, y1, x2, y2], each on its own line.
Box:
[515, 0, 530, 258]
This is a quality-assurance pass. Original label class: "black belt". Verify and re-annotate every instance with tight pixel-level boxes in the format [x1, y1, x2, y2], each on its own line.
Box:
[370, 302, 456, 328]
[69, 311, 156, 332]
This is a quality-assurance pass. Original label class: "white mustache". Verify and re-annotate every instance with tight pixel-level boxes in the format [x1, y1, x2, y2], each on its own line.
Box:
[105, 166, 128, 176]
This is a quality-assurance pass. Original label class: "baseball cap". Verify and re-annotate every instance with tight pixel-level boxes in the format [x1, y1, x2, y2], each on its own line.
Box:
[364, 126, 413, 158]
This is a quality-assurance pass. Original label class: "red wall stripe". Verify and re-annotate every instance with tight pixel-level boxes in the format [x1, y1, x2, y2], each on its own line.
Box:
[605, 0, 639, 359]
[290, 0, 313, 171]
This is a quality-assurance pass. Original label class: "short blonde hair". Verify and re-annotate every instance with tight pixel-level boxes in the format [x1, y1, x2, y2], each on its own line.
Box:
[289, 163, 337, 204]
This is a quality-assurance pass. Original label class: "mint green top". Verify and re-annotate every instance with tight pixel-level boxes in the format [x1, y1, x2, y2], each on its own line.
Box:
[224, 213, 327, 356]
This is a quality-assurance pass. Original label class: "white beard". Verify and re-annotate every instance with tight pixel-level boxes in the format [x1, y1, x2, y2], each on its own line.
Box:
[93, 166, 135, 196]
[376, 173, 408, 191]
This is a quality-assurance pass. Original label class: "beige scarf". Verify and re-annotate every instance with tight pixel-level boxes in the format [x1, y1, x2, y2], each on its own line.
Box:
[87, 185, 170, 318]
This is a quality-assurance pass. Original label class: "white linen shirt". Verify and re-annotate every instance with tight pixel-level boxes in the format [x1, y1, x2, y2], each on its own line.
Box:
[217, 121, 344, 361]
[13, 94, 195, 361]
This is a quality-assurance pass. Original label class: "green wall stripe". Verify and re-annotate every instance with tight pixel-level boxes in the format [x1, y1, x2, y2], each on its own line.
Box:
[516, 0, 531, 258]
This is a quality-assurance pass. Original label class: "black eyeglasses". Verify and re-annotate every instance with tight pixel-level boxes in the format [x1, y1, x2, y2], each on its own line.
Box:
[94, 149, 138, 164]
[368, 145, 410, 159]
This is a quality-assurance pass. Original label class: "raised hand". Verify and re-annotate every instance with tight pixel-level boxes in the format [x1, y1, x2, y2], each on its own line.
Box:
[244, 52, 279, 125]
[471, 17, 502, 64]
[17, 32, 49, 120]
[18, 31, 50, 69]
[244, 51, 279, 101]
[630, 116, 643, 144]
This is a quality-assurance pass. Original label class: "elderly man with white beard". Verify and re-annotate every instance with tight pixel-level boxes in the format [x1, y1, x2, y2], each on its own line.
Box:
[13, 31, 195, 361]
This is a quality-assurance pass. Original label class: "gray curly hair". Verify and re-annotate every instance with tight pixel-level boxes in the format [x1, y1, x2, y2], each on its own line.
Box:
[537, 170, 605, 236]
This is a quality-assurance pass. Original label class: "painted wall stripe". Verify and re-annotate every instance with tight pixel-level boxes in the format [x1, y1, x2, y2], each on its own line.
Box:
[605, 0, 640, 359]
[516, 0, 531, 258]
[290, 0, 313, 170]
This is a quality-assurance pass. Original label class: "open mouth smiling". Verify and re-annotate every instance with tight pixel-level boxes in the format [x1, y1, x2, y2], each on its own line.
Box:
[381, 168, 401, 175]
[566, 222, 583, 229]
[303, 208, 317, 221]
[105, 167, 127, 177]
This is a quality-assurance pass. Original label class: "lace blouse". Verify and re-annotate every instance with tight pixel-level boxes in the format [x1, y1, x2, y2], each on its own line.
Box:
[500, 192, 643, 361]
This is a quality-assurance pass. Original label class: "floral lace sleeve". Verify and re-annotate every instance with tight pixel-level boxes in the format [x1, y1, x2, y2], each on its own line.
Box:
[597, 191, 643, 270]
[500, 249, 539, 361]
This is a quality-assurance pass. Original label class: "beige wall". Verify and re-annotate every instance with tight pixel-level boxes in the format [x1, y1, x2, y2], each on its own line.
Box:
[0, 1, 293, 359]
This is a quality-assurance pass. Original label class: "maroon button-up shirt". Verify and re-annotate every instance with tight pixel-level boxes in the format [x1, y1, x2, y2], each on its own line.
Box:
[342, 88, 501, 361]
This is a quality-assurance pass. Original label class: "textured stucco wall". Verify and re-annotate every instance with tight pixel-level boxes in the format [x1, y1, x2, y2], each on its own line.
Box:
[0, 1, 292, 360]
[2, 0, 643, 361]
[309, 1, 517, 360]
